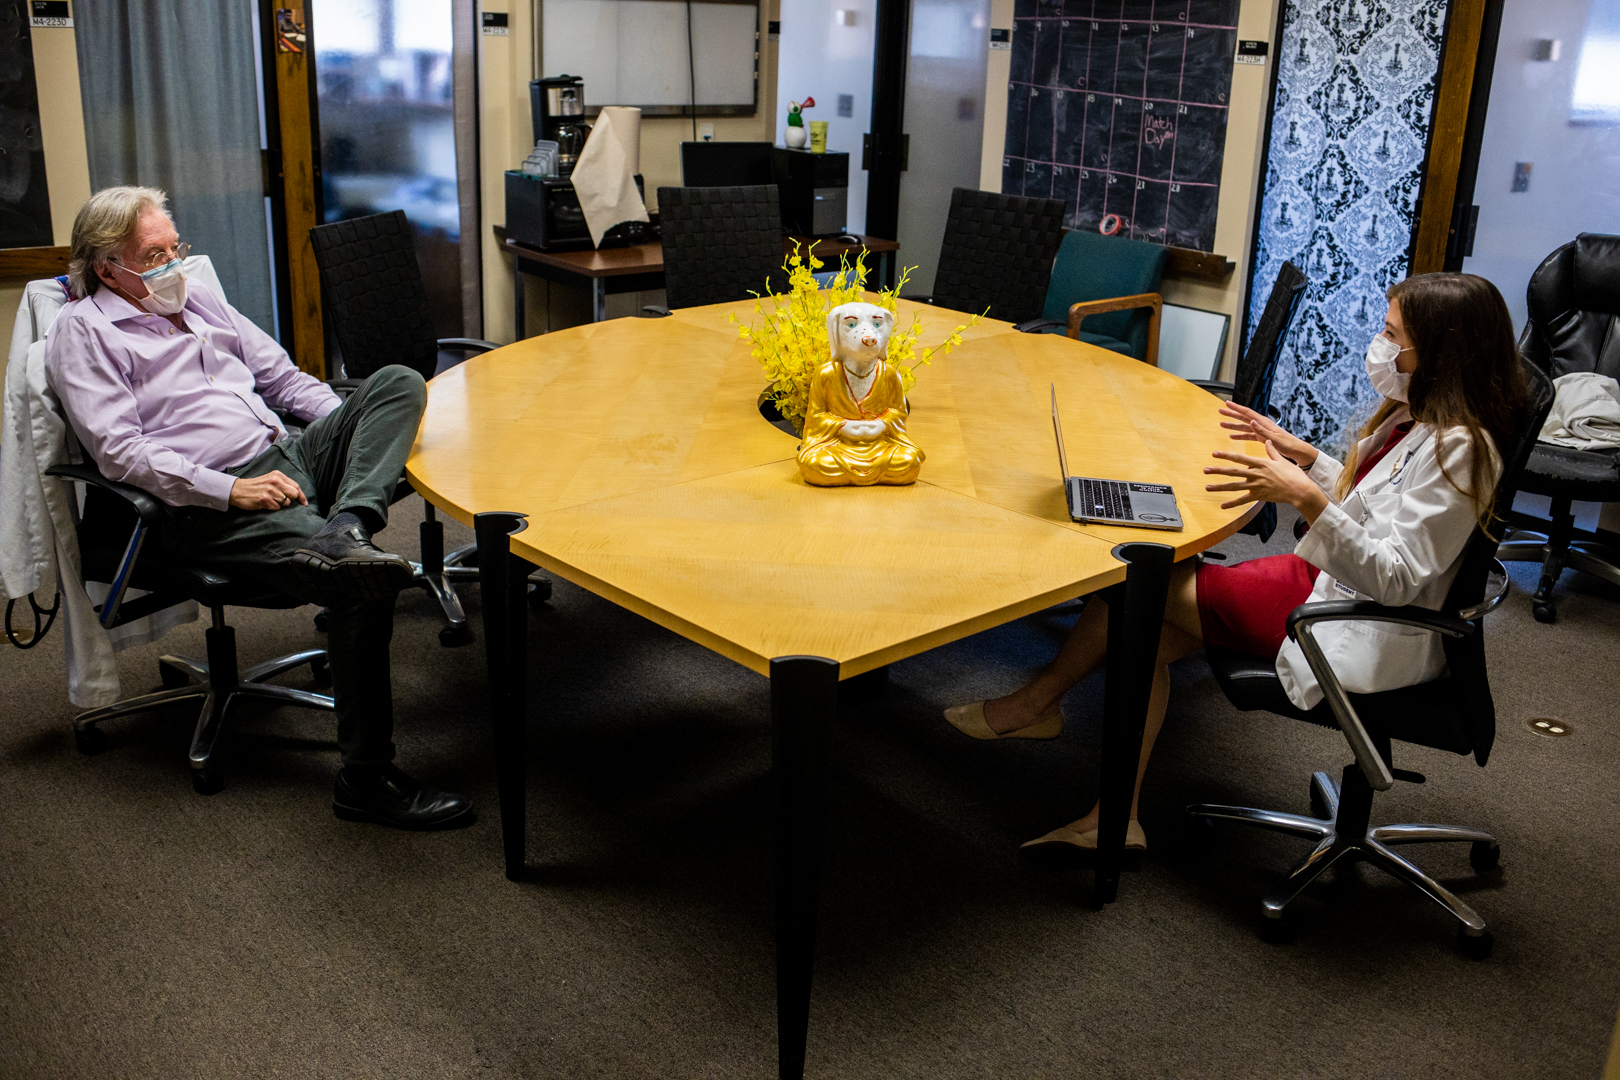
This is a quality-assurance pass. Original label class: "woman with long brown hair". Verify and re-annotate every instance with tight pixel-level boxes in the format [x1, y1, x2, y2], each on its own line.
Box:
[943, 273, 1530, 854]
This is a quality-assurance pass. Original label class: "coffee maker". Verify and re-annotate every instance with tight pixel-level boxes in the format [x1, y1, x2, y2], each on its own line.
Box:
[510, 73, 647, 250]
[530, 75, 590, 178]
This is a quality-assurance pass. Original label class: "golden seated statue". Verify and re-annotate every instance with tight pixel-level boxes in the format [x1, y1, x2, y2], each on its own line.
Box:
[797, 303, 924, 487]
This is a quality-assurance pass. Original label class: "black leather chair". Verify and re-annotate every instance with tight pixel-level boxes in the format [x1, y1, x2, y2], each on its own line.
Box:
[1187, 357, 1555, 958]
[46, 462, 334, 796]
[905, 188, 1065, 323]
[1497, 233, 1620, 623]
[1188, 261, 1309, 543]
[648, 185, 787, 312]
[309, 211, 550, 646]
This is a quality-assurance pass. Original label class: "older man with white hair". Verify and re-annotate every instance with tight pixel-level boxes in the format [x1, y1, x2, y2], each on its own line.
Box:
[44, 185, 472, 831]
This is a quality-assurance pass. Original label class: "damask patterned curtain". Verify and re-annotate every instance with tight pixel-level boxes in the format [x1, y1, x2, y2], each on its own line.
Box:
[1246, 0, 1452, 448]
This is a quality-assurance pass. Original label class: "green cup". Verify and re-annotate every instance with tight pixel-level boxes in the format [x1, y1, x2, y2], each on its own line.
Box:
[808, 120, 829, 153]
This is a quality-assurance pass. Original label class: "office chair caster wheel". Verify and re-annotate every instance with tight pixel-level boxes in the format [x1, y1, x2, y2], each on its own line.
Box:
[1531, 600, 1555, 624]
[1469, 840, 1501, 873]
[190, 765, 224, 796]
[313, 608, 330, 633]
[74, 726, 108, 756]
[1457, 925, 1493, 960]
[527, 577, 552, 607]
[438, 622, 474, 648]
[310, 656, 332, 688]
[159, 661, 190, 689]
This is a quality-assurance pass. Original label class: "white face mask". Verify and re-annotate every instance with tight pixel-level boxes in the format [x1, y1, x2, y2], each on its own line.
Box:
[112, 257, 188, 315]
[1365, 334, 1412, 402]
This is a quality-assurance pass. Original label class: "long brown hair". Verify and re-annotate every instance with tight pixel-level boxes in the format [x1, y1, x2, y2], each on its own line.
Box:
[1333, 273, 1529, 528]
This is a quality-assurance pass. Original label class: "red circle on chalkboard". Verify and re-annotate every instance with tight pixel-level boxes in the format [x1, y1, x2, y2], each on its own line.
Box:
[1099, 214, 1122, 236]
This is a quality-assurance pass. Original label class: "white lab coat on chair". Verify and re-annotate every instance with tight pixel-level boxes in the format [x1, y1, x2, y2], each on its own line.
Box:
[1276, 410, 1499, 711]
[0, 264, 229, 706]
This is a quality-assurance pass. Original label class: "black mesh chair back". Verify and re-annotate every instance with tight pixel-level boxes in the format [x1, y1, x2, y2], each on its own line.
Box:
[931, 188, 1065, 322]
[1234, 261, 1307, 414]
[309, 211, 440, 380]
[1431, 356, 1555, 759]
[657, 185, 786, 309]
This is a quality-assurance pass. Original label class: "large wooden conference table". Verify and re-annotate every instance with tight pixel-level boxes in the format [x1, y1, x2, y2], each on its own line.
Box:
[405, 299, 1254, 1079]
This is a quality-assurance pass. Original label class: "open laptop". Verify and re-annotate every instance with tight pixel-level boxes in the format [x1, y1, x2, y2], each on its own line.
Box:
[1051, 384, 1183, 530]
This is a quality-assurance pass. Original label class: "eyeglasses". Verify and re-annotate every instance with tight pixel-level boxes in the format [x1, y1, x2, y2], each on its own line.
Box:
[115, 242, 191, 273]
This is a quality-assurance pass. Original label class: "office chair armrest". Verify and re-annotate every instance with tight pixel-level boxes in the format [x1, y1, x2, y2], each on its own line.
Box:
[640, 305, 673, 318]
[46, 462, 165, 525]
[327, 378, 364, 399]
[436, 337, 501, 354]
[44, 462, 163, 629]
[1457, 559, 1511, 621]
[1068, 293, 1163, 367]
[1284, 600, 1477, 793]
[1014, 318, 1066, 334]
[1285, 600, 1476, 641]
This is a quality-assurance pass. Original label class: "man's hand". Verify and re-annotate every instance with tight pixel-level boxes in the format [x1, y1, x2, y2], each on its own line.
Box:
[229, 470, 307, 511]
[1205, 440, 1330, 524]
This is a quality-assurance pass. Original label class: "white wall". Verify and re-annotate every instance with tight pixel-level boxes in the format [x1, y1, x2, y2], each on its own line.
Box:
[775, 0, 875, 234]
[1463, 0, 1620, 333]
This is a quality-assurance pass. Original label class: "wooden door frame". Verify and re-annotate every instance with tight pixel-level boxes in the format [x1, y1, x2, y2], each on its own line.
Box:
[261, 0, 327, 378]
[1410, 0, 1495, 276]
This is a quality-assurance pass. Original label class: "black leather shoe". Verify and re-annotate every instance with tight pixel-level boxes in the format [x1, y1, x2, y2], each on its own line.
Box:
[333, 763, 475, 830]
[293, 524, 416, 600]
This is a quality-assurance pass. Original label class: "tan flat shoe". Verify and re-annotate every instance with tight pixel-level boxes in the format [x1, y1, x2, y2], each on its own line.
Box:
[943, 700, 1063, 741]
[1020, 820, 1148, 852]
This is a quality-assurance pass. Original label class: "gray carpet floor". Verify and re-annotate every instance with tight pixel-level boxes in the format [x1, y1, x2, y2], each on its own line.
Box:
[3, 503, 1618, 1079]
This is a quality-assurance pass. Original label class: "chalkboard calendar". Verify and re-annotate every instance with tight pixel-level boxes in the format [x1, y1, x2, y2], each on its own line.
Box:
[1002, 0, 1241, 251]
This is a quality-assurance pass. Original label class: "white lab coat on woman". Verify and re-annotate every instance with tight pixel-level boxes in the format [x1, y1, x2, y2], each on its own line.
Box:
[1275, 407, 1498, 711]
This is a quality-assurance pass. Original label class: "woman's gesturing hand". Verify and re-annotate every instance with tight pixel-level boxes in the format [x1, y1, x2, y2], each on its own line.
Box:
[1205, 440, 1329, 524]
[1218, 402, 1318, 469]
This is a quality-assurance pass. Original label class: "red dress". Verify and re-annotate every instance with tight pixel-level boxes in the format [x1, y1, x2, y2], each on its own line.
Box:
[1196, 424, 1412, 658]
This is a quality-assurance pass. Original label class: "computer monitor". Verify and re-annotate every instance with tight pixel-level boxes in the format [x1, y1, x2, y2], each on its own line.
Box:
[680, 141, 775, 187]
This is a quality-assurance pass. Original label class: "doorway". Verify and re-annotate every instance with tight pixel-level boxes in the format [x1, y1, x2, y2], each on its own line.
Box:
[1460, 0, 1620, 332]
[311, 0, 473, 340]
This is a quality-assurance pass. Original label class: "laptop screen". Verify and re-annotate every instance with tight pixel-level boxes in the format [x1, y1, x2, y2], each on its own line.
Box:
[1050, 384, 1070, 480]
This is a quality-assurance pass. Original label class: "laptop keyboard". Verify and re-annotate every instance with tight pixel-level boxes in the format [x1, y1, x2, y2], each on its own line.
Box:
[1078, 478, 1133, 521]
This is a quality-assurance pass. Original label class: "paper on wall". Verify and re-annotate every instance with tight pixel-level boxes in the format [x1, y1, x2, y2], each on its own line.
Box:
[571, 106, 649, 248]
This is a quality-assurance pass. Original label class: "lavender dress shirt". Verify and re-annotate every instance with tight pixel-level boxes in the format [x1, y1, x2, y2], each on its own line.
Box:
[44, 282, 341, 511]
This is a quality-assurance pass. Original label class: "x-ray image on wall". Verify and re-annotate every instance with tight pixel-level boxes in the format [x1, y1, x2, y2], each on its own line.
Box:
[1246, 0, 1450, 448]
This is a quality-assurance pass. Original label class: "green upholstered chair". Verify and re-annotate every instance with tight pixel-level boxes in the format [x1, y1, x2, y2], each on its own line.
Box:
[1015, 230, 1168, 366]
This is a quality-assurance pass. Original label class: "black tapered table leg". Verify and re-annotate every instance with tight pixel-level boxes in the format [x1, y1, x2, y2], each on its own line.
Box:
[770, 655, 839, 1080]
[475, 511, 533, 881]
[1095, 542, 1175, 904]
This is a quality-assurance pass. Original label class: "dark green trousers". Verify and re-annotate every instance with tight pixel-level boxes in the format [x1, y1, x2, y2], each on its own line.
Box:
[160, 366, 428, 766]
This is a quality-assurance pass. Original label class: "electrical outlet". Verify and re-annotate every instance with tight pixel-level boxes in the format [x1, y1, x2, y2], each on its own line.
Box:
[699, 123, 715, 141]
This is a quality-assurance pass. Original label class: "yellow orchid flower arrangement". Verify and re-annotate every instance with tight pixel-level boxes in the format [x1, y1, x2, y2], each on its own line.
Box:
[727, 244, 981, 431]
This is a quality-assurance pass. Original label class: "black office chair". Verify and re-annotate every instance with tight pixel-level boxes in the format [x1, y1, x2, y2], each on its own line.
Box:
[646, 185, 787, 313]
[46, 461, 335, 796]
[309, 211, 550, 647]
[1187, 357, 1555, 958]
[1188, 261, 1309, 543]
[904, 188, 1065, 323]
[1497, 233, 1620, 623]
